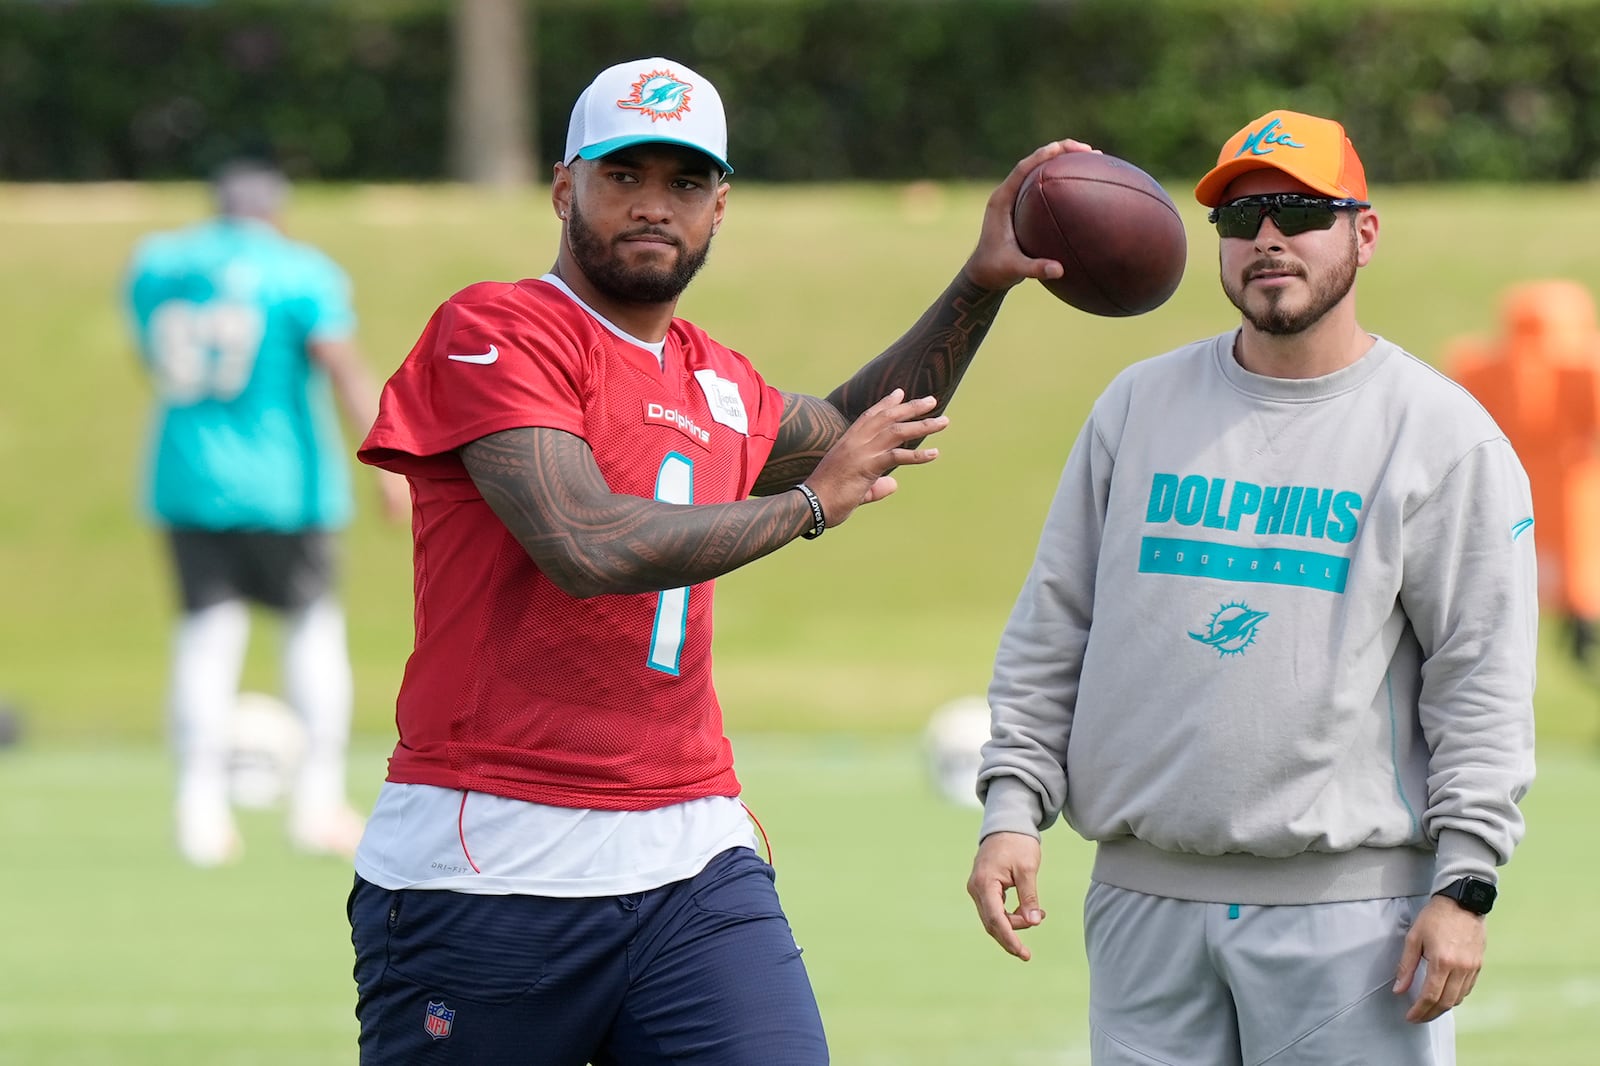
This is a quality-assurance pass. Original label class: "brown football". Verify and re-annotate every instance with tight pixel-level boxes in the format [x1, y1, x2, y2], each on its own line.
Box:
[1012, 151, 1188, 316]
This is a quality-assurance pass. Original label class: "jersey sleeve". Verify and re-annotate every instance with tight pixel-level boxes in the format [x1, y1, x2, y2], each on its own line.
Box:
[745, 377, 784, 493]
[746, 371, 784, 444]
[299, 249, 357, 342]
[122, 236, 168, 364]
[359, 285, 587, 477]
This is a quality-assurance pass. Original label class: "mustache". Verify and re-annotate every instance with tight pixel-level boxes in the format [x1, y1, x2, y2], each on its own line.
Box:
[1245, 258, 1304, 282]
[615, 226, 681, 247]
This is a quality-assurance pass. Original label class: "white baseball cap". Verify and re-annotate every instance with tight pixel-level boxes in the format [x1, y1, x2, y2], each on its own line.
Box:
[564, 57, 732, 176]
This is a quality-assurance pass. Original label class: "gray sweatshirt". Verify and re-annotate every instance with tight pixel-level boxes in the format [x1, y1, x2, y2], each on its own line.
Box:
[978, 332, 1537, 904]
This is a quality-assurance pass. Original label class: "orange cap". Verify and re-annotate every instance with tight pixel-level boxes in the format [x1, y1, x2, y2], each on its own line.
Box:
[1194, 109, 1368, 207]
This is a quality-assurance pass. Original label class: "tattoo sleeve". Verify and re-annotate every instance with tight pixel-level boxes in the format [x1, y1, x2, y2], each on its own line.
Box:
[750, 392, 849, 496]
[461, 426, 814, 598]
[753, 271, 1009, 494]
[826, 271, 1007, 429]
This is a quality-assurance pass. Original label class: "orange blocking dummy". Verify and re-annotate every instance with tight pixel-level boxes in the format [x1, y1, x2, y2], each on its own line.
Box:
[1447, 280, 1600, 655]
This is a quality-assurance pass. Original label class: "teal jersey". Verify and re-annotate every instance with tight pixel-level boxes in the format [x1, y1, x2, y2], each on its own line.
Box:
[125, 218, 355, 530]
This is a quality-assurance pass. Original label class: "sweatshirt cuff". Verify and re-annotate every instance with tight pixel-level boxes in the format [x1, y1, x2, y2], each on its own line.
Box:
[978, 777, 1045, 842]
[1432, 829, 1501, 893]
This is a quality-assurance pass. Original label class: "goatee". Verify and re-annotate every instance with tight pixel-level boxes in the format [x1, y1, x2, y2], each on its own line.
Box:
[1223, 224, 1358, 335]
[566, 201, 712, 305]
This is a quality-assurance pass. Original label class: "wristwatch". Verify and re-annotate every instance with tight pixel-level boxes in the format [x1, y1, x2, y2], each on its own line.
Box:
[1435, 876, 1497, 915]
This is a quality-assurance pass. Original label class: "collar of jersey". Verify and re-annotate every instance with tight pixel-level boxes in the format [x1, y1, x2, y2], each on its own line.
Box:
[539, 273, 666, 364]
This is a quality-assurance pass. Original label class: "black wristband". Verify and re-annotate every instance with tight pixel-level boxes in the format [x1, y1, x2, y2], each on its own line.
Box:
[794, 483, 826, 540]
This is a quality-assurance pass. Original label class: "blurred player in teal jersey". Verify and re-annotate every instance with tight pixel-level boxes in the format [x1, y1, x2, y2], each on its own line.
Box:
[124, 159, 409, 867]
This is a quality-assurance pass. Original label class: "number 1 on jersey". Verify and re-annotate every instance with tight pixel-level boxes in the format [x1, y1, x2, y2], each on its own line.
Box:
[648, 453, 695, 675]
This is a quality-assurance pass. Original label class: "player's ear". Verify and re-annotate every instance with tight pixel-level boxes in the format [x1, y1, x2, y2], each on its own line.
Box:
[711, 182, 728, 236]
[552, 162, 574, 222]
[1355, 208, 1379, 268]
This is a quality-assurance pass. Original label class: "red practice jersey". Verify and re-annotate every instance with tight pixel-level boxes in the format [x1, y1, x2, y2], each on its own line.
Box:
[359, 279, 784, 809]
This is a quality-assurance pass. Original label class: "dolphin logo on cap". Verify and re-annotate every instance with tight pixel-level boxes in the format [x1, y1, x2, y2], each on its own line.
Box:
[617, 70, 693, 122]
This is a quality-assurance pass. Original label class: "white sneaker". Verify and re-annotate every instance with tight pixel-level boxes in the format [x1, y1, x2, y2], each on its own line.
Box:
[288, 803, 366, 859]
[176, 802, 243, 868]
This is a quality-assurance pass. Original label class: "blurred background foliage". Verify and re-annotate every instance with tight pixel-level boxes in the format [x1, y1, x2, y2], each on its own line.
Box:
[5, 0, 1600, 184]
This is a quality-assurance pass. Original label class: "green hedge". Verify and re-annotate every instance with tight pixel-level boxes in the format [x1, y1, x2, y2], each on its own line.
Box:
[4, 0, 1600, 183]
[0, 1, 449, 179]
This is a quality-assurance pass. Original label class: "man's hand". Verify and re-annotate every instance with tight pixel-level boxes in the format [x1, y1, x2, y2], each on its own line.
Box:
[962, 139, 1098, 292]
[966, 831, 1046, 961]
[803, 389, 948, 527]
[1393, 894, 1487, 1023]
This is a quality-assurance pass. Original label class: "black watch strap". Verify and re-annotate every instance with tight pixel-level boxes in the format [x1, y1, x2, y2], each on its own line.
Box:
[1436, 876, 1497, 915]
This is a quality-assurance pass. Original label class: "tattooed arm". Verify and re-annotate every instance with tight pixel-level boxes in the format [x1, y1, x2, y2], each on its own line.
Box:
[463, 140, 1095, 595]
[750, 391, 852, 496]
[460, 389, 948, 598]
[752, 139, 1092, 497]
[749, 276, 1004, 496]
[462, 427, 814, 597]
[826, 273, 1007, 433]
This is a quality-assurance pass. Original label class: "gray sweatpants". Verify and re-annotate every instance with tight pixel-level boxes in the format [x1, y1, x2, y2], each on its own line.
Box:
[1084, 882, 1456, 1065]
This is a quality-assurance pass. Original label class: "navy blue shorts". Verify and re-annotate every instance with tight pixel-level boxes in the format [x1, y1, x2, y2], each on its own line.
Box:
[348, 846, 829, 1065]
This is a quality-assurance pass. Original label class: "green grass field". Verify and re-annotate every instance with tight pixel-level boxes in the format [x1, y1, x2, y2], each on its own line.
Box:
[2, 741, 1597, 1064]
[3, 179, 1599, 1062]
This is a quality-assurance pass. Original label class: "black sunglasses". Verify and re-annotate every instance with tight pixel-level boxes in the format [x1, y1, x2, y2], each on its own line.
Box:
[1208, 193, 1371, 239]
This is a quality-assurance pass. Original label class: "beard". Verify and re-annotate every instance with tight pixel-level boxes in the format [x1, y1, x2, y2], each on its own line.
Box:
[566, 200, 712, 305]
[1222, 222, 1358, 335]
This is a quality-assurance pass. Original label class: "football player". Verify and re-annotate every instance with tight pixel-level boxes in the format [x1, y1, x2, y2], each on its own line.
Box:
[349, 56, 1088, 1065]
[124, 159, 409, 867]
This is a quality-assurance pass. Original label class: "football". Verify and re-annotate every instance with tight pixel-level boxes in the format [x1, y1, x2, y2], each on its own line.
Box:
[923, 696, 993, 809]
[1012, 150, 1188, 316]
[228, 691, 307, 810]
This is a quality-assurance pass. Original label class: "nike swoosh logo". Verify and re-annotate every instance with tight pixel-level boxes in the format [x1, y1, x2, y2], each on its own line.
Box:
[447, 345, 499, 365]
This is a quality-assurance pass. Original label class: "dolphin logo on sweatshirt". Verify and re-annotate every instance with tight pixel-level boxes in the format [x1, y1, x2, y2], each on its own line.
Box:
[1189, 602, 1269, 657]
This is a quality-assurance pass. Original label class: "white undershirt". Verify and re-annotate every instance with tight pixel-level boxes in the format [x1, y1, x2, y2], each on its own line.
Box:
[354, 783, 758, 896]
[355, 275, 754, 896]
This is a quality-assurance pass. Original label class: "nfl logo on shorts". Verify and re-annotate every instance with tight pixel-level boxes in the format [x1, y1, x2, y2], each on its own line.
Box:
[424, 1001, 455, 1040]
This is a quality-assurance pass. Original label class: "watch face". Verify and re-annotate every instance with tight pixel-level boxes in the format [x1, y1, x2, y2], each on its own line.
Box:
[1461, 879, 1497, 913]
